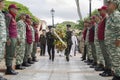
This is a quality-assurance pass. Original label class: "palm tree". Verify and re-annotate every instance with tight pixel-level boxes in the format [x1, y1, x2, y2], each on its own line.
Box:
[75, 0, 82, 20]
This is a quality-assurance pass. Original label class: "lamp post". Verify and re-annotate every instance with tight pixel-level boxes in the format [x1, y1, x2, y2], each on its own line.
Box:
[50, 8, 55, 27]
[89, 0, 92, 17]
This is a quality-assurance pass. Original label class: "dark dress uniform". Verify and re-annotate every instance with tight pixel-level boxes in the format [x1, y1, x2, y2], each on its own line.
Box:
[46, 31, 55, 61]
[65, 30, 73, 61]
[39, 34, 46, 56]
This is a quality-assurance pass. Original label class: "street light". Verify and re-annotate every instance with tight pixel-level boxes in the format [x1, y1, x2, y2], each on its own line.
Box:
[89, 0, 92, 17]
[50, 8, 55, 27]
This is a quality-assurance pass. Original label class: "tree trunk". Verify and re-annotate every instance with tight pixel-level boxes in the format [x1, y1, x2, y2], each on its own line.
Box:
[75, 0, 82, 20]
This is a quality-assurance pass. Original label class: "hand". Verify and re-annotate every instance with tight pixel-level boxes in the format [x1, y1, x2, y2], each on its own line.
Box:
[115, 40, 120, 47]
[7, 39, 11, 46]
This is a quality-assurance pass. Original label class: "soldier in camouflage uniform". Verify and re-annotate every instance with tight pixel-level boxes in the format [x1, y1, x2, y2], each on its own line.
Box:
[105, 0, 120, 80]
[15, 13, 26, 70]
[0, 0, 7, 80]
[93, 14, 105, 71]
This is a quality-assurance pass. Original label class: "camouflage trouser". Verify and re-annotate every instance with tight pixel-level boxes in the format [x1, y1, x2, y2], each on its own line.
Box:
[23, 42, 32, 63]
[89, 42, 97, 62]
[94, 40, 104, 65]
[86, 43, 93, 60]
[31, 42, 37, 58]
[0, 41, 5, 61]
[16, 40, 25, 65]
[106, 44, 120, 76]
[6, 38, 17, 66]
[99, 40, 111, 69]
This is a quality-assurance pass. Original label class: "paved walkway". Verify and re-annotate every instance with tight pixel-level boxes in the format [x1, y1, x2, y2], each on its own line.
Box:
[1, 54, 112, 80]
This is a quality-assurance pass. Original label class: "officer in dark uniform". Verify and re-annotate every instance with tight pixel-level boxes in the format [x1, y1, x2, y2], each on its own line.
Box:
[46, 26, 55, 61]
[39, 29, 46, 56]
[65, 24, 73, 62]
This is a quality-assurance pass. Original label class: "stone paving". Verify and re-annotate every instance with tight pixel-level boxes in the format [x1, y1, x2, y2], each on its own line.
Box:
[0, 54, 113, 80]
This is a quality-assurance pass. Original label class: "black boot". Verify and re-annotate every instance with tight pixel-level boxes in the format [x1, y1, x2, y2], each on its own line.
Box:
[95, 64, 104, 71]
[112, 75, 120, 80]
[90, 62, 97, 68]
[32, 57, 38, 62]
[22, 62, 31, 67]
[28, 58, 34, 64]
[5, 66, 18, 75]
[15, 64, 26, 70]
[100, 69, 113, 77]
[66, 56, 69, 62]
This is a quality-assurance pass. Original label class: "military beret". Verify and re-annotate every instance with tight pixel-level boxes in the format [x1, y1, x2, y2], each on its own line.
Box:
[66, 24, 71, 27]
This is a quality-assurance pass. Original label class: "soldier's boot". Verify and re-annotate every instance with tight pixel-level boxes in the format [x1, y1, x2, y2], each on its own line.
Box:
[5, 66, 18, 75]
[22, 62, 31, 67]
[100, 69, 113, 77]
[87, 60, 93, 65]
[32, 57, 38, 62]
[112, 75, 120, 80]
[95, 64, 104, 71]
[66, 56, 69, 62]
[90, 62, 97, 68]
[28, 58, 34, 64]
[15, 64, 26, 70]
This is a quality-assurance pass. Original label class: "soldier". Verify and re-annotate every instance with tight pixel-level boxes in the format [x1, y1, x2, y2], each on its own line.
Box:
[22, 15, 33, 67]
[31, 22, 39, 62]
[105, 0, 120, 80]
[15, 13, 26, 70]
[5, 4, 20, 75]
[97, 5, 112, 76]
[46, 26, 55, 62]
[39, 30, 46, 56]
[0, 0, 8, 79]
[64, 24, 73, 62]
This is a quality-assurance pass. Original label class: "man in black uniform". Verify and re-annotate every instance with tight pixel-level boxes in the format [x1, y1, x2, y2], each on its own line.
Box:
[39, 29, 46, 56]
[65, 24, 73, 62]
[46, 26, 55, 61]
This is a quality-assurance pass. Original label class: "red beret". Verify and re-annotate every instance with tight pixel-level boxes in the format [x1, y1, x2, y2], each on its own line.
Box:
[98, 5, 108, 11]
[8, 4, 20, 10]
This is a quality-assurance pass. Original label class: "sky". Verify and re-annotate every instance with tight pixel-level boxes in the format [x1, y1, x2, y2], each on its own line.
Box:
[8, 0, 103, 25]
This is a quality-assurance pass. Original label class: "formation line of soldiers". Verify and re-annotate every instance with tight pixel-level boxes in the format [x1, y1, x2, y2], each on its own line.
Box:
[0, 0, 39, 80]
[81, 0, 120, 80]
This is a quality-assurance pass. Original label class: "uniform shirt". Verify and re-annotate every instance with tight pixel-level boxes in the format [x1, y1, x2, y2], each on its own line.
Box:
[31, 26, 35, 42]
[46, 31, 55, 45]
[34, 28, 39, 42]
[88, 26, 95, 42]
[17, 20, 26, 41]
[6, 13, 18, 38]
[39, 34, 46, 45]
[0, 11, 7, 42]
[65, 30, 72, 45]
[105, 10, 120, 45]
[83, 28, 87, 41]
[26, 23, 33, 44]
[94, 23, 98, 41]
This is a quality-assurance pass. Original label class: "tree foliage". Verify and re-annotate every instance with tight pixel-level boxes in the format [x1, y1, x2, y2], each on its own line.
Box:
[4, 1, 39, 22]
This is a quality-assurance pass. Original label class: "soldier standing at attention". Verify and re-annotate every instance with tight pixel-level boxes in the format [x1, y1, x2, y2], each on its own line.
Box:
[0, 0, 8, 79]
[46, 26, 55, 62]
[97, 5, 112, 76]
[5, 4, 20, 75]
[31, 22, 39, 62]
[105, 0, 120, 80]
[40, 30, 46, 56]
[64, 24, 73, 62]
[22, 15, 33, 67]
[15, 13, 26, 70]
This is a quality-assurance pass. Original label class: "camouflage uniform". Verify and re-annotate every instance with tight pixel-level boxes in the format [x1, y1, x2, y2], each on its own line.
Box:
[94, 23, 104, 65]
[16, 20, 26, 65]
[85, 28, 93, 60]
[30, 26, 35, 57]
[0, 11, 6, 61]
[105, 10, 120, 76]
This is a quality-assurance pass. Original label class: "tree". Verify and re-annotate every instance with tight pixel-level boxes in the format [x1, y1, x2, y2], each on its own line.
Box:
[4, 1, 39, 22]
[75, 0, 82, 20]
